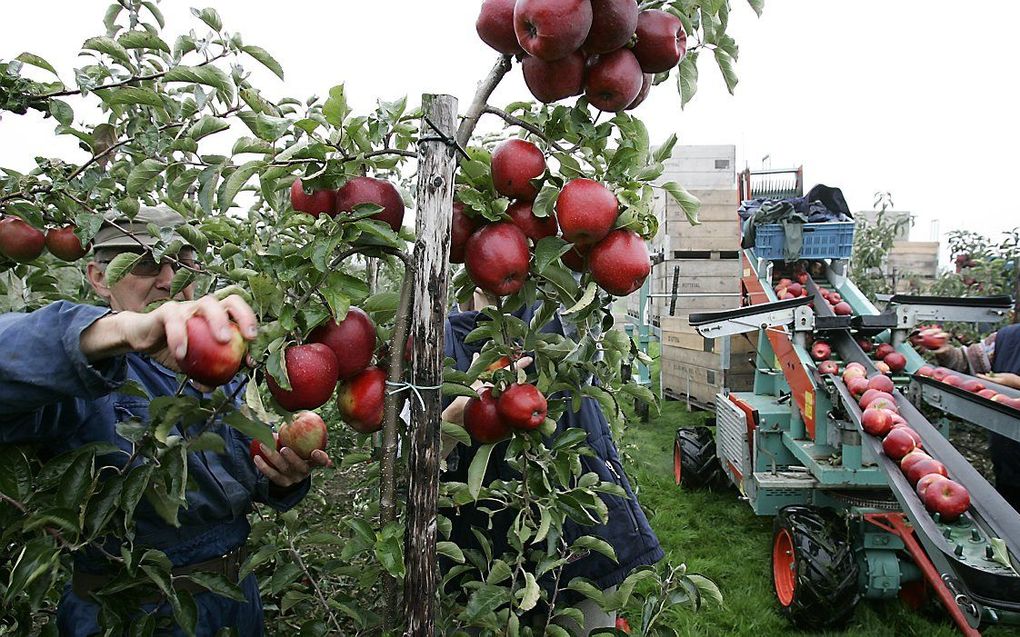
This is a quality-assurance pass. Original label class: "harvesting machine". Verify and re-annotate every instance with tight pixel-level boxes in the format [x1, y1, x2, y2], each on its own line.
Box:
[673, 219, 1020, 634]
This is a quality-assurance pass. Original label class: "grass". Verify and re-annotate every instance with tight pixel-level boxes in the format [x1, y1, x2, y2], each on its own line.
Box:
[616, 346, 1012, 636]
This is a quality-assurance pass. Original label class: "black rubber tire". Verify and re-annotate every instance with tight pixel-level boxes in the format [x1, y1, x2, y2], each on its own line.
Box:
[771, 506, 860, 630]
[673, 426, 723, 489]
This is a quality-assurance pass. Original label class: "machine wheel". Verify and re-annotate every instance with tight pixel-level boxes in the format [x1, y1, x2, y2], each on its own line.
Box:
[673, 427, 723, 488]
[772, 506, 860, 630]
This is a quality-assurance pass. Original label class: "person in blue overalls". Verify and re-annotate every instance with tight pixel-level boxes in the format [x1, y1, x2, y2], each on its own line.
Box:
[440, 289, 663, 635]
[0, 206, 331, 635]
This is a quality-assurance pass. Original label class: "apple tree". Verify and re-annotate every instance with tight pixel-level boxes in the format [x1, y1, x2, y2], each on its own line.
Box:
[0, 1, 756, 635]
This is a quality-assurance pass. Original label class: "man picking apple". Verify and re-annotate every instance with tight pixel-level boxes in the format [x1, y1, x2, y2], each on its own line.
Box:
[931, 326, 1020, 512]
[0, 206, 330, 636]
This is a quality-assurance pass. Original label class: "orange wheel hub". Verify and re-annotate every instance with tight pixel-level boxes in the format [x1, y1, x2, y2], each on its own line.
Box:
[773, 528, 796, 607]
[673, 440, 682, 485]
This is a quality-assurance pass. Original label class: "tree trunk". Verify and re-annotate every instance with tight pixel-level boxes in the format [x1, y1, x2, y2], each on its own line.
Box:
[403, 93, 457, 636]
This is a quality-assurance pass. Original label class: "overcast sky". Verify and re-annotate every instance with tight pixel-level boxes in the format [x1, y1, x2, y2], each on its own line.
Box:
[2, 1, 1018, 261]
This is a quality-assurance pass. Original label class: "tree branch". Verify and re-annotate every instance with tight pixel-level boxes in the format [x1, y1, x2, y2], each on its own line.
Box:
[481, 105, 568, 153]
[37, 51, 230, 99]
[456, 55, 513, 148]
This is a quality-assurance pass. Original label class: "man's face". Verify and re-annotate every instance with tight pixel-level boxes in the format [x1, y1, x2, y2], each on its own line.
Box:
[87, 248, 197, 312]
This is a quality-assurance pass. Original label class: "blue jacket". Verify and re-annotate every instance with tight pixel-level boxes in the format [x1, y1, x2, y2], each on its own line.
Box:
[442, 306, 663, 593]
[0, 301, 309, 636]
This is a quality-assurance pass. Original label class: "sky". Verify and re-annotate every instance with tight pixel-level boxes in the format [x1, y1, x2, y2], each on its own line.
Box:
[2, 1, 1018, 262]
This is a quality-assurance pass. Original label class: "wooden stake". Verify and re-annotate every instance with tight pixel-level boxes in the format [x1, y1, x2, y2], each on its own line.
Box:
[404, 93, 457, 636]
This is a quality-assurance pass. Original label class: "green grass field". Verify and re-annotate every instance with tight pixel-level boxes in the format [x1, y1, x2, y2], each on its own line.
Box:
[617, 351, 1012, 636]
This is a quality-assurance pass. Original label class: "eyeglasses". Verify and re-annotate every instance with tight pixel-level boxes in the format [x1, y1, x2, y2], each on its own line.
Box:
[98, 253, 199, 278]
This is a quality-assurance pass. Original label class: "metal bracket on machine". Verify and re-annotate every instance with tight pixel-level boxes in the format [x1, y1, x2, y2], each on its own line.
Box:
[690, 296, 814, 338]
[889, 294, 1014, 328]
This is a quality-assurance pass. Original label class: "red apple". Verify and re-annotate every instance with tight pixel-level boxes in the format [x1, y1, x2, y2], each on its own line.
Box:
[886, 410, 907, 427]
[931, 367, 951, 381]
[464, 388, 511, 443]
[905, 456, 947, 487]
[867, 375, 895, 394]
[290, 179, 335, 218]
[522, 51, 586, 103]
[978, 389, 999, 400]
[267, 343, 340, 411]
[625, 73, 653, 110]
[491, 139, 546, 201]
[308, 307, 378, 380]
[464, 222, 530, 296]
[857, 338, 874, 354]
[923, 478, 970, 521]
[777, 278, 793, 287]
[278, 411, 328, 459]
[514, 0, 593, 61]
[178, 316, 247, 387]
[615, 616, 632, 635]
[250, 433, 281, 469]
[916, 473, 948, 501]
[961, 379, 985, 393]
[818, 360, 839, 375]
[507, 200, 559, 242]
[858, 388, 884, 408]
[796, 272, 809, 285]
[874, 361, 891, 375]
[870, 397, 898, 413]
[334, 176, 405, 232]
[861, 408, 893, 437]
[555, 178, 619, 244]
[843, 367, 867, 383]
[900, 450, 932, 475]
[476, 0, 524, 55]
[496, 383, 548, 430]
[875, 344, 895, 360]
[584, 48, 644, 112]
[786, 282, 803, 297]
[583, 0, 639, 54]
[916, 365, 934, 378]
[918, 328, 948, 351]
[884, 352, 907, 373]
[943, 375, 962, 387]
[883, 427, 918, 461]
[847, 376, 870, 398]
[337, 366, 387, 433]
[45, 226, 89, 261]
[810, 341, 831, 362]
[829, 292, 843, 304]
[631, 9, 686, 73]
[846, 361, 867, 373]
[833, 302, 852, 316]
[1001, 396, 1020, 410]
[588, 229, 650, 296]
[0, 217, 46, 262]
[450, 202, 480, 264]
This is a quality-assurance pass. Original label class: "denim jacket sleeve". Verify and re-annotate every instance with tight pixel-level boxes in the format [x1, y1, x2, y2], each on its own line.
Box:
[0, 301, 127, 441]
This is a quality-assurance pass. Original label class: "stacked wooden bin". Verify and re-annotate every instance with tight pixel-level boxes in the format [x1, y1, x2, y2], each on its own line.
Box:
[644, 146, 757, 409]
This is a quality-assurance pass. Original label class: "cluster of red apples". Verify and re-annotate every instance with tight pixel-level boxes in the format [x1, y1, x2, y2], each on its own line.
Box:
[465, 377, 549, 444]
[454, 137, 650, 297]
[916, 366, 1020, 409]
[0, 217, 89, 263]
[856, 338, 907, 375]
[843, 362, 971, 522]
[476, 0, 687, 111]
[910, 324, 950, 351]
[290, 176, 404, 232]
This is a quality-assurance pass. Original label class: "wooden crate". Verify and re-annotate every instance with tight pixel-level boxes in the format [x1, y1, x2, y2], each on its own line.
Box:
[661, 345, 756, 375]
[659, 330, 758, 354]
[888, 241, 939, 278]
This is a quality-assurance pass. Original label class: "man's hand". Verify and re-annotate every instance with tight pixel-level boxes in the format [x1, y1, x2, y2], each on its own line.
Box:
[82, 294, 258, 368]
[979, 372, 1020, 390]
[252, 444, 332, 488]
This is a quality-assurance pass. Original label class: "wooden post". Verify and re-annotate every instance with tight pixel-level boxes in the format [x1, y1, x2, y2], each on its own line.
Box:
[404, 93, 457, 636]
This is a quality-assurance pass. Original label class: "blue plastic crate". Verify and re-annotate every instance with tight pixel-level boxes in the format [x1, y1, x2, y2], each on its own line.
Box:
[754, 222, 855, 260]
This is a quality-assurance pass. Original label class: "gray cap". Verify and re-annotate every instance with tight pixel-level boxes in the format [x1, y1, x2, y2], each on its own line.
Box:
[93, 205, 188, 250]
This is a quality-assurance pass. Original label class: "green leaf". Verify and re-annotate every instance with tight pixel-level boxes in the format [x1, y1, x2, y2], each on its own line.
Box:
[241, 45, 284, 80]
[182, 572, 246, 602]
[222, 411, 275, 450]
[164, 65, 234, 103]
[142, 2, 165, 27]
[186, 432, 226, 453]
[191, 7, 223, 31]
[104, 252, 142, 287]
[127, 159, 167, 196]
[441, 420, 471, 447]
[118, 31, 171, 53]
[678, 52, 699, 109]
[232, 137, 274, 155]
[532, 183, 558, 219]
[103, 3, 123, 35]
[322, 84, 350, 127]
[219, 160, 265, 212]
[0, 447, 32, 500]
[186, 116, 230, 141]
[661, 181, 701, 225]
[442, 383, 478, 399]
[534, 236, 570, 274]
[714, 48, 738, 95]
[436, 541, 465, 564]
[566, 579, 606, 606]
[467, 443, 495, 501]
[48, 99, 73, 126]
[97, 86, 164, 108]
[465, 584, 511, 621]
[170, 268, 196, 297]
[16, 52, 59, 77]
[551, 427, 587, 451]
[57, 451, 95, 511]
[688, 574, 723, 606]
[518, 572, 540, 612]
[571, 535, 618, 563]
[82, 36, 135, 69]
[253, 113, 290, 142]
[561, 282, 598, 314]
[653, 133, 678, 163]
[175, 224, 208, 253]
[747, 0, 764, 17]
[121, 464, 155, 525]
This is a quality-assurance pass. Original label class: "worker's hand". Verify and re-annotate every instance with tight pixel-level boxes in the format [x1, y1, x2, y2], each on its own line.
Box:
[252, 444, 332, 488]
[441, 353, 534, 427]
[115, 294, 258, 371]
[979, 372, 1020, 390]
